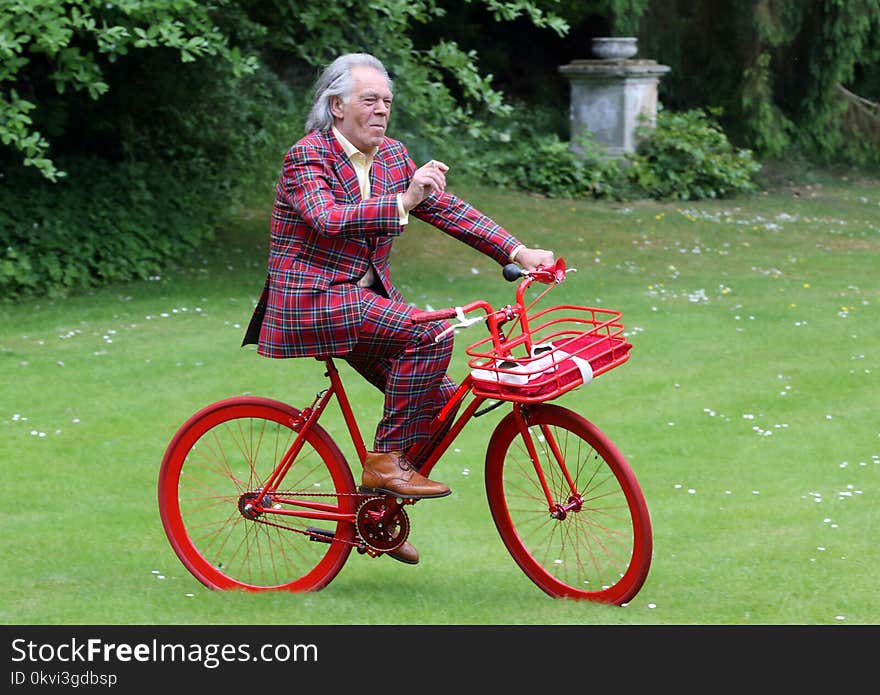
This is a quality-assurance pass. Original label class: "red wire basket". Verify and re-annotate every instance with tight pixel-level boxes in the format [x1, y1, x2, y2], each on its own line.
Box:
[466, 305, 632, 403]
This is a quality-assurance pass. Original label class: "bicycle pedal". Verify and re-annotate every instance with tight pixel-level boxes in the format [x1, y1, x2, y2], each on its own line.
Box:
[357, 486, 438, 502]
[356, 544, 381, 558]
[357, 486, 407, 503]
[306, 527, 335, 543]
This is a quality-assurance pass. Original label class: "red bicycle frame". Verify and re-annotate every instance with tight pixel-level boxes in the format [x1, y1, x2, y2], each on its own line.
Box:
[250, 259, 591, 522]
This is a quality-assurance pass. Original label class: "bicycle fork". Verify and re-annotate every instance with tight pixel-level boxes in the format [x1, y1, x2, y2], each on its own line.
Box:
[512, 405, 583, 519]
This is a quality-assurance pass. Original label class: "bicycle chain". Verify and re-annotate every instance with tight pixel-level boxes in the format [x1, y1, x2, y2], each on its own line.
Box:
[250, 516, 365, 549]
[246, 491, 411, 553]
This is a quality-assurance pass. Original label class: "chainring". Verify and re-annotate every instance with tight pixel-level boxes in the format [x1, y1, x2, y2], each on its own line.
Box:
[355, 497, 410, 552]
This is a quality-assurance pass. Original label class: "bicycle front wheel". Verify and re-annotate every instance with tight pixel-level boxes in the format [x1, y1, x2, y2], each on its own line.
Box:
[485, 403, 652, 605]
[158, 396, 357, 592]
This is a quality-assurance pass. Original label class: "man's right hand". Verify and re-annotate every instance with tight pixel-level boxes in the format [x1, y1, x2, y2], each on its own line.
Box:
[401, 159, 449, 211]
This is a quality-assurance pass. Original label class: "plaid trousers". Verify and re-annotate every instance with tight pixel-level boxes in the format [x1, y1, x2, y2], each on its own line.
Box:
[345, 286, 457, 453]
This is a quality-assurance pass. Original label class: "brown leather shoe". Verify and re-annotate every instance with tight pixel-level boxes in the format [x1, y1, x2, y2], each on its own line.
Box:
[361, 451, 451, 499]
[387, 540, 419, 565]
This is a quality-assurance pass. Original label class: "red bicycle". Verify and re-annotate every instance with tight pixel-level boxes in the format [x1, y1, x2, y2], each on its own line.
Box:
[158, 258, 652, 605]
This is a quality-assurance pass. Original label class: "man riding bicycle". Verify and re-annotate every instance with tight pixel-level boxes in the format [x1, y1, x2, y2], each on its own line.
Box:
[243, 52, 554, 564]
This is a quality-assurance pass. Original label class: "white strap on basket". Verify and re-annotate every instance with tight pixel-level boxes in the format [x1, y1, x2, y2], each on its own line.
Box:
[567, 353, 594, 385]
[530, 342, 593, 385]
[470, 343, 593, 387]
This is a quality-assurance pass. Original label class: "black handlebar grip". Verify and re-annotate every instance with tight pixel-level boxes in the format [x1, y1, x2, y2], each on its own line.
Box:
[502, 263, 525, 282]
[411, 308, 458, 323]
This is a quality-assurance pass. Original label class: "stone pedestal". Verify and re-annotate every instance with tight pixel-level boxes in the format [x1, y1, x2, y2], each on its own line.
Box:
[559, 44, 670, 156]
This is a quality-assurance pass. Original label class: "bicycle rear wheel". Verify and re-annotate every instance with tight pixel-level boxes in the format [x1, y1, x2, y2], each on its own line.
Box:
[485, 403, 652, 605]
[158, 396, 357, 591]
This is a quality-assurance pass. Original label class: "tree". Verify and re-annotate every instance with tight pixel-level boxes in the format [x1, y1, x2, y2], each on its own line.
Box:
[0, 0, 261, 181]
[636, 0, 880, 162]
[1, 0, 569, 180]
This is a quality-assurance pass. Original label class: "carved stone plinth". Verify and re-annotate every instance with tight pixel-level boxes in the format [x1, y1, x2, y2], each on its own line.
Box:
[559, 46, 670, 156]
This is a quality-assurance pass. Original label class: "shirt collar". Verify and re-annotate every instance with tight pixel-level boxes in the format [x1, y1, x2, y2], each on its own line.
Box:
[332, 127, 378, 161]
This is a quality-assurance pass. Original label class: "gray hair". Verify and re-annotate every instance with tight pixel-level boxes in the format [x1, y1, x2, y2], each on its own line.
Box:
[305, 53, 393, 133]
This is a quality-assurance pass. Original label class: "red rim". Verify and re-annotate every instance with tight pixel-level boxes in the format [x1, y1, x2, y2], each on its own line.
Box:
[158, 396, 356, 592]
[485, 404, 652, 605]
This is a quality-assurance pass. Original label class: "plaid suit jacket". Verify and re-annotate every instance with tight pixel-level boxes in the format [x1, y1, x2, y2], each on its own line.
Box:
[243, 129, 522, 358]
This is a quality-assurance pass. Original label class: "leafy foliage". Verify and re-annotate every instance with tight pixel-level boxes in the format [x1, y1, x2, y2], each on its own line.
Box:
[0, 0, 258, 180]
[1, 1, 569, 178]
[638, 0, 880, 163]
[0, 159, 215, 298]
[461, 106, 760, 201]
[626, 107, 762, 200]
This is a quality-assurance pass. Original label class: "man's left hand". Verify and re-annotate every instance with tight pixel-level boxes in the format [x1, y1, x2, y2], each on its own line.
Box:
[513, 246, 555, 271]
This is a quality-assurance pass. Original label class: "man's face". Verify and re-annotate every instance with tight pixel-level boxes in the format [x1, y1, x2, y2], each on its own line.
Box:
[330, 65, 392, 152]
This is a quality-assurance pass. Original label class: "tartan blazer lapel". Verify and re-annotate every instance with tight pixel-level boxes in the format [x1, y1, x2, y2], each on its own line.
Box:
[370, 149, 386, 197]
[332, 157, 360, 202]
[326, 132, 361, 201]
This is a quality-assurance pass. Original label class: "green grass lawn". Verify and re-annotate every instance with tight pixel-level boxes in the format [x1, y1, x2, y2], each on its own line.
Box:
[2, 170, 878, 626]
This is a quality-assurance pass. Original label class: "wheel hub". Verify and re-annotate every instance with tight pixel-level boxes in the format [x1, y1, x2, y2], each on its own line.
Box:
[238, 490, 272, 520]
[550, 494, 583, 520]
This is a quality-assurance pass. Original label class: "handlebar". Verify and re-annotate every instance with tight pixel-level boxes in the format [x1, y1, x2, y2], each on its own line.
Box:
[499, 260, 566, 284]
[411, 257, 573, 344]
[502, 263, 525, 282]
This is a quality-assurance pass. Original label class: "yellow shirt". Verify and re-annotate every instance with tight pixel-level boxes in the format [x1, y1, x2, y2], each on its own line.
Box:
[332, 127, 375, 198]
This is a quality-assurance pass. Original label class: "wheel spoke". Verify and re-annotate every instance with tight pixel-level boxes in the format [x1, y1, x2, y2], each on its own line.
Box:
[485, 404, 652, 604]
[159, 397, 356, 591]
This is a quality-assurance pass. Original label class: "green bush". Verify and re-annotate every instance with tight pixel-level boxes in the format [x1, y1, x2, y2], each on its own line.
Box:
[462, 107, 761, 201]
[0, 159, 216, 299]
[1, 61, 293, 300]
[471, 133, 588, 197]
[454, 105, 626, 199]
[627, 107, 762, 200]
